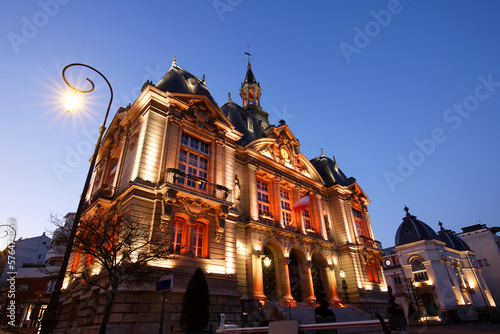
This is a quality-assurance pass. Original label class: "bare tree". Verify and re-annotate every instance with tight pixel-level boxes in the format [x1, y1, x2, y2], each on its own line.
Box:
[63, 207, 173, 334]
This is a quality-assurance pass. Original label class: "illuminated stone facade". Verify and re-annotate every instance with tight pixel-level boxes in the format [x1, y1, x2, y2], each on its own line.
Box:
[56, 58, 388, 333]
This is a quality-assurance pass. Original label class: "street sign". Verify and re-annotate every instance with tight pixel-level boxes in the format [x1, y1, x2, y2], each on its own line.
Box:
[156, 275, 173, 292]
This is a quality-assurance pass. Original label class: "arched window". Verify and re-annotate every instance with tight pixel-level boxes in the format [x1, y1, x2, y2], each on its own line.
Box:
[410, 256, 429, 282]
[192, 222, 206, 258]
[173, 217, 186, 254]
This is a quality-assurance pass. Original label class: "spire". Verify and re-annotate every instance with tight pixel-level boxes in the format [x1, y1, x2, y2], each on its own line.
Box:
[240, 51, 262, 108]
[227, 92, 232, 102]
[172, 56, 177, 67]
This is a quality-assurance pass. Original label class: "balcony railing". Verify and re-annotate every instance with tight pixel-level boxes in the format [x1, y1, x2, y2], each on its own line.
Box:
[85, 184, 116, 209]
[161, 168, 231, 202]
[358, 235, 375, 247]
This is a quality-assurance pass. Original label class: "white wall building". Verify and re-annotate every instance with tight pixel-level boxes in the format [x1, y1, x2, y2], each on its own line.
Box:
[383, 207, 496, 324]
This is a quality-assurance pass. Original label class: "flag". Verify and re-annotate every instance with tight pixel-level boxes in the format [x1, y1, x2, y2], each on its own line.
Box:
[293, 191, 310, 210]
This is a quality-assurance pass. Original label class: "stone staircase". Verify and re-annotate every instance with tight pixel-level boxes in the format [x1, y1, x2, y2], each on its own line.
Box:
[287, 306, 373, 324]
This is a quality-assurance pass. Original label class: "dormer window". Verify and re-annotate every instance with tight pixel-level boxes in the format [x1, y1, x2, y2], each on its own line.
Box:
[247, 118, 253, 131]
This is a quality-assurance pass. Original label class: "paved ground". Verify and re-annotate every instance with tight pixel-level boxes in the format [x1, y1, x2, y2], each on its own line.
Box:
[2, 323, 500, 333]
[361, 323, 500, 334]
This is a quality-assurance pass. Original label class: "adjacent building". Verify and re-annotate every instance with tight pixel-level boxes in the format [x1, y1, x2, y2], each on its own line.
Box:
[457, 224, 500, 306]
[55, 58, 388, 333]
[383, 207, 496, 325]
[0, 214, 74, 330]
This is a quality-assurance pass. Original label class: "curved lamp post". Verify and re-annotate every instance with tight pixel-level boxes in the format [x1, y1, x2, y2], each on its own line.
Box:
[40, 63, 113, 334]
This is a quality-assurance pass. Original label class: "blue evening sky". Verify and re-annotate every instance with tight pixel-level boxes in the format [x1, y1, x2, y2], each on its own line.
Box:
[1, 1, 500, 250]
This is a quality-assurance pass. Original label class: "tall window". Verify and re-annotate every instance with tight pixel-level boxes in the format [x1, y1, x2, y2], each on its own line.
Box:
[173, 217, 186, 254]
[192, 222, 206, 258]
[179, 134, 210, 191]
[366, 260, 380, 283]
[257, 180, 271, 218]
[280, 190, 292, 225]
[352, 208, 367, 236]
[303, 209, 312, 230]
[108, 156, 119, 186]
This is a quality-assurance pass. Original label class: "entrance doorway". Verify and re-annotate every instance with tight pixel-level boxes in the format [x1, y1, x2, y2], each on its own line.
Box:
[262, 246, 277, 301]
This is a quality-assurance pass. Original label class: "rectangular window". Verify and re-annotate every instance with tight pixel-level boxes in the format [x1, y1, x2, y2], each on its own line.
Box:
[414, 271, 429, 282]
[280, 190, 292, 225]
[303, 209, 312, 230]
[353, 208, 368, 239]
[178, 134, 210, 191]
[46, 280, 56, 293]
[478, 259, 484, 267]
[367, 261, 380, 283]
[483, 258, 490, 266]
[192, 222, 205, 258]
[393, 276, 402, 286]
[182, 133, 210, 156]
[173, 217, 185, 254]
[257, 180, 271, 218]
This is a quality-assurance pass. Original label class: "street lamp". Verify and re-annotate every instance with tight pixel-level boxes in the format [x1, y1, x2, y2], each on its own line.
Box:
[340, 270, 349, 304]
[40, 63, 113, 334]
[263, 257, 271, 267]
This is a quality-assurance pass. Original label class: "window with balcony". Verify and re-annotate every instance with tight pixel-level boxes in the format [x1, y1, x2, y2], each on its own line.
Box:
[178, 133, 210, 191]
[257, 180, 271, 219]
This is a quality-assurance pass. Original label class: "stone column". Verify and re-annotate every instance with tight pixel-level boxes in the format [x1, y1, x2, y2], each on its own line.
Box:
[324, 267, 341, 306]
[251, 252, 266, 300]
[305, 261, 316, 306]
[279, 258, 294, 304]
[248, 164, 259, 221]
[272, 176, 283, 228]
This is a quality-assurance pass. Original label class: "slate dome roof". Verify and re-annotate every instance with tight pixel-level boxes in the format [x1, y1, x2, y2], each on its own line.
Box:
[155, 57, 218, 107]
[395, 207, 439, 246]
[309, 153, 352, 187]
[437, 221, 471, 251]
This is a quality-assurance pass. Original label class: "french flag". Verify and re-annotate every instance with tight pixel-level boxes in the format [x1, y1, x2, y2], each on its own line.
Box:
[293, 191, 310, 210]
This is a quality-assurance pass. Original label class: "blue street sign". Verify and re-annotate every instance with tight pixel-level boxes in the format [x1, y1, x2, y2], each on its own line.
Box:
[156, 275, 173, 292]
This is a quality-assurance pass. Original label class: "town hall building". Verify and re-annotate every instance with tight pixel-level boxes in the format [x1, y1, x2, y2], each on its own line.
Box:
[55, 57, 388, 333]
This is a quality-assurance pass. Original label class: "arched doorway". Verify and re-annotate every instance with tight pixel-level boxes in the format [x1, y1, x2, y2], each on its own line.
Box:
[262, 246, 277, 301]
[288, 252, 302, 302]
[311, 257, 325, 302]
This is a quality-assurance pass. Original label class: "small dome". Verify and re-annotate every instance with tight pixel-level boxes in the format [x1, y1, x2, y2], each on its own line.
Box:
[437, 221, 471, 251]
[395, 207, 439, 246]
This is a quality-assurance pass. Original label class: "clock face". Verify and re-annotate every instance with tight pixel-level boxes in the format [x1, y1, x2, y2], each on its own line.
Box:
[385, 259, 391, 266]
[280, 148, 289, 159]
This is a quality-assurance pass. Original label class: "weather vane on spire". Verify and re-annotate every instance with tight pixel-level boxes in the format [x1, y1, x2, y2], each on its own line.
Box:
[245, 46, 252, 66]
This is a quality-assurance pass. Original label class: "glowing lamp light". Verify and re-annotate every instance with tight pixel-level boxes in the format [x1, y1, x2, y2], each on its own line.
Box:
[263, 257, 271, 267]
[339, 269, 346, 278]
[64, 92, 80, 112]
